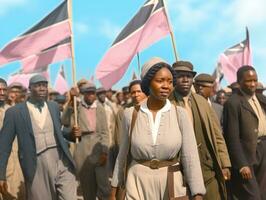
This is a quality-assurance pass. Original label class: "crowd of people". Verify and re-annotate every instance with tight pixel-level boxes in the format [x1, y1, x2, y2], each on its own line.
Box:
[0, 58, 265, 200]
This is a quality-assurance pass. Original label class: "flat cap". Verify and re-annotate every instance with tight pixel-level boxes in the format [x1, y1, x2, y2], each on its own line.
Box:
[172, 61, 197, 77]
[228, 82, 239, 90]
[54, 94, 66, 103]
[194, 73, 215, 87]
[80, 82, 96, 93]
[96, 87, 106, 94]
[141, 57, 167, 80]
[29, 74, 48, 85]
[77, 78, 88, 88]
[8, 82, 23, 89]
[122, 86, 129, 93]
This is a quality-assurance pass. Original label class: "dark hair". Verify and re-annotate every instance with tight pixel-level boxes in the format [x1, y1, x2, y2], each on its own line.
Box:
[0, 78, 7, 86]
[129, 80, 142, 92]
[141, 62, 176, 96]
[237, 65, 256, 83]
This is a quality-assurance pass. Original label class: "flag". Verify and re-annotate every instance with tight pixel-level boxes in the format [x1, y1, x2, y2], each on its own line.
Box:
[96, 0, 171, 89]
[212, 62, 224, 91]
[0, 0, 71, 66]
[21, 37, 71, 73]
[218, 28, 252, 84]
[8, 66, 49, 88]
[54, 66, 69, 94]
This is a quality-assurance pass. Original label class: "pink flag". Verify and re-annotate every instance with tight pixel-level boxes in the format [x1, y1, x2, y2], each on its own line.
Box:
[21, 37, 72, 73]
[96, 0, 171, 89]
[0, 1, 71, 66]
[218, 28, 252, 84]
[54, 66, 69, 94]
[8, 66, 50, 88]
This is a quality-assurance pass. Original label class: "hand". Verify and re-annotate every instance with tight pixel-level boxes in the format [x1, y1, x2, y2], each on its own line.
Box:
[222, 168, 231, 181]
[71, 125, 81, 140]
[192, 194, 203, 200]
[0, 180, 8, 195]
[240, 166, 252, 180]
[69, 87, 79, 100]
[108, 187, 117, 200]
[98, 153, 108, 166]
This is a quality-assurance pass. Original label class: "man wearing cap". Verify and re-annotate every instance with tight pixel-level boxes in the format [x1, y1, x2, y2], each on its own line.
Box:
[121, 86, 132, 108]
[0, 74, 80, 200]
[194, 73, 224, 124]
[7, 82, 23, 106]
[170, 61, 231, 200]
[62, 83, 110, 200]
[223, 66, 266, 200]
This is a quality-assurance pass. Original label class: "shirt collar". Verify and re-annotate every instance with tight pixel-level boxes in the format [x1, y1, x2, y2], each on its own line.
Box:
[140, 99, 171, 113]
[81, 100, 97, 109]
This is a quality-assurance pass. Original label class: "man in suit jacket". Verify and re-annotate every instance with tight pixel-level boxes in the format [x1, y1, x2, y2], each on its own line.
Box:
[169, 61, 231, 200]
[0, 75, 80, 200]
[62, 82, 110, 200]
[223, 65, 266, 200]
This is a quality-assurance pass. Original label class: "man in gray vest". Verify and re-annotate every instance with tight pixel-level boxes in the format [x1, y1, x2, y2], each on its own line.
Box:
[0, 74, 80, 200]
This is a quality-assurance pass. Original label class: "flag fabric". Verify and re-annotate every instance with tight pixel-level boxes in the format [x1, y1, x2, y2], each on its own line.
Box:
[218, 28, 252, 84]
[212, 62, 224, 91]
[96, 0, 171, 89]
[21, 37, 71, 73]
[8, 66, 49, 88]
[54, 66, 69, 94]
[0, 0, 71, 66]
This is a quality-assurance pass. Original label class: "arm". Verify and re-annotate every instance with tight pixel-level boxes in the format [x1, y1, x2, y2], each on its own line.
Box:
[177, 107, 206, 196]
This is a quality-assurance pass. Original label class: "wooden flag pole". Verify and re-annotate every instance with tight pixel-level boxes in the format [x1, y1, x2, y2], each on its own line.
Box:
[162, 0, 179, 62]
[68, 0, 79, 143]
[137, 52, 141, 77]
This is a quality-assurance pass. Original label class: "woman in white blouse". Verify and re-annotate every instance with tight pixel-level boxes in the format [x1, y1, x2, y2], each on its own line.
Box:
[109, 57, 205, 200]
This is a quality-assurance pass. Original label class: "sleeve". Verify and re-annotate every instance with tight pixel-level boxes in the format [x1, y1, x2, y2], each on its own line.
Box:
[223, 100, 248, 169]
[208, 105, 231, 168]
[111, 108, 132, 187]
[0, 108, 17, 180]
[177, 107, 206, 196]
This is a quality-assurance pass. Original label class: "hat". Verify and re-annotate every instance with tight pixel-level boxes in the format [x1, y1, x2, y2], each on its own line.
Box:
[96, 87, 106, 94]
[29, 74, 48, 85]
[80, 82, 96, 93]
[141, 57, 167, 79]
[54, 94, 66, 103]
[106, 88, 116, 94]
[172, 61, 197, 77]
[194, 73, 215, 87]
[8, 82, 23, 89]
[122, 86, 129, 93]
[257, 82, 266, 90]
[77, 78, 88, 88]
[228, 82, 239, 90]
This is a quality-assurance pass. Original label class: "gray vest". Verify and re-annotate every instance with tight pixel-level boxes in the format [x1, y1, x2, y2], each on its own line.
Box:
[29, 109, 57, 154]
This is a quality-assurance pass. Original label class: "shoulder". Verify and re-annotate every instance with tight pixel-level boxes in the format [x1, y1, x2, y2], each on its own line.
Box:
[224, 93, 241, 107]
[192, 93, 209, 104]
[6, 102, 25, 113]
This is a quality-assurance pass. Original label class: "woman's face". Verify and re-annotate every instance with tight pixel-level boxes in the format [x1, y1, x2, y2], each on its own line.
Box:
[149, 67, 173, 101]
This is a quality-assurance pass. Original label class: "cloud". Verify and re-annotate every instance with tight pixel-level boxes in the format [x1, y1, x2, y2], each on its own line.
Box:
[0, 0, 28, 15]
[74, 21, 90, 35]
[98, 20, 121, 40]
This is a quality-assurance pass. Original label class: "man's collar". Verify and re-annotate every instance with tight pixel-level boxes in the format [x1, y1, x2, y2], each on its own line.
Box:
[81, 100, 97, 109]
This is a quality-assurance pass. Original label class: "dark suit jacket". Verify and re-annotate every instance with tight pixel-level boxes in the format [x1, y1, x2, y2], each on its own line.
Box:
[0, 101, 75, 183]
[223, 90, 266, 170]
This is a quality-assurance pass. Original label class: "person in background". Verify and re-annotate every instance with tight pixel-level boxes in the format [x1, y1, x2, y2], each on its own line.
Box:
[216, 89, 228, 106]
[7, 82, 23, 106]
[110, 57, 205, 200]
[170, 61, 231, 200]
[0, 75, 80, 200]
[122, 86, 132, 108]
[194, 73, 223, 124]
[54, 94, 67, 114]
[256, 82, 265, 95]
[62, 83, 110, 200]
[223, 66, 266, 200]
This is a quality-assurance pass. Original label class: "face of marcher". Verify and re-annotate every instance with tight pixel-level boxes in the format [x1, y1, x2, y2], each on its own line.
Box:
[130, 84, 146, 105]
[29, 82, 48, 102]
[83, 91, 96, 105]
[97, 92, 106, 103]
[8, 87, 21, 103]
[116, 93, 123, 104]
[149, 67, 173, 101]
[174, 71, 194, 97]
[0, 83, 7, 103]
[216, 92, 227, 105]
[194, 84, 213, 99]
[106, 91, 113, 101]
[239, 70, 258, 96]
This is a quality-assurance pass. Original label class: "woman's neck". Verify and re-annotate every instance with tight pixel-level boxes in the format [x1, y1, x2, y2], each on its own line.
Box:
[147, 96, 166, 111]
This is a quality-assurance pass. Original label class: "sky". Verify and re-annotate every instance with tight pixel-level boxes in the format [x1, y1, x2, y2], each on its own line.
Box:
[0, 0, 266, 90]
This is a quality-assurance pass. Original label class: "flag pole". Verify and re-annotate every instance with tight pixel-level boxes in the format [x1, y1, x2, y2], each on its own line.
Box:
[162, 0, 179, 62]
[68, 0, 79, 143]
[137, 52, 141, 77]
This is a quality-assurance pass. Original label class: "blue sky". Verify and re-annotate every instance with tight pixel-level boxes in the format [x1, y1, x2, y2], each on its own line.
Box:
[0, 0, 266, 90]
